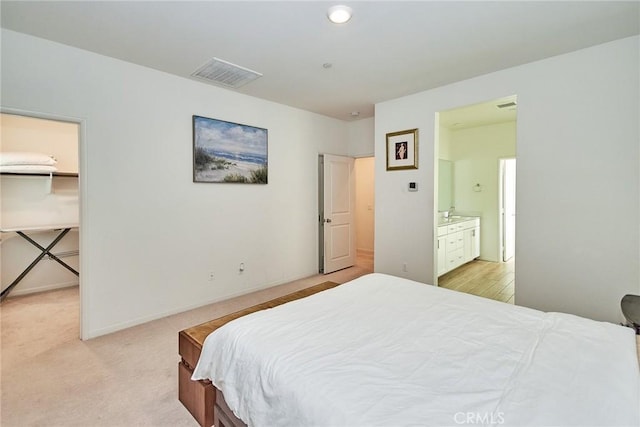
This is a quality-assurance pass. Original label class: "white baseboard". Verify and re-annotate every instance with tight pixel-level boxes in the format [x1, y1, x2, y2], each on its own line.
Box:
[9, 280, 79, 297]
[357, 249, 374, 256]
[84, 271, 317, 339]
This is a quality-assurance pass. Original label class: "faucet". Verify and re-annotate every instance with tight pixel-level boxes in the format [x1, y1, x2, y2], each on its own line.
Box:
[448, 206, 455, 218]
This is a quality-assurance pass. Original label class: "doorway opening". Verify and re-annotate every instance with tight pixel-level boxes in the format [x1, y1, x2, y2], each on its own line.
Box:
[0, 111, 83, 339]
[318, 155, 374, 274]
[354, 157, 375, 271]
[435, 95, 517, 304]
[318, 154, 356, 274]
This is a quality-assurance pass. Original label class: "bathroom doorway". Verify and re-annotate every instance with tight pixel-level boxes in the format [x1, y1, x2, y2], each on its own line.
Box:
[436, 95, 517, 303]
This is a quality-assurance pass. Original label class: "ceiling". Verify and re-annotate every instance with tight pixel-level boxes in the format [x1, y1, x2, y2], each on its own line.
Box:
[439, 95, 517, 130]
[1, 1, 638, 122]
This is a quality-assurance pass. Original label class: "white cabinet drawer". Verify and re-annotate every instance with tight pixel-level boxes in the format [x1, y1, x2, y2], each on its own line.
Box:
[437, 225, 449, 237]
[446, 231, 463, 251]
[461, 219, 477, 230]
[446, 248, 464, 269]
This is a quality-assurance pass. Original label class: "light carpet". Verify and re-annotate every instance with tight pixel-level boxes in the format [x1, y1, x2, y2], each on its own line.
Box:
[1, 262, 372, 426]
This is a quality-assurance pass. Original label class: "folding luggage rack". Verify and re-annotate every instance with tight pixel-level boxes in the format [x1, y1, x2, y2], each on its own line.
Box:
[0, 225, 79, 302]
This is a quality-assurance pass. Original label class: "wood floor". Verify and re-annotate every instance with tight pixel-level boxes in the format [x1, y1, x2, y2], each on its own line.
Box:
[438, 258, 515, 304]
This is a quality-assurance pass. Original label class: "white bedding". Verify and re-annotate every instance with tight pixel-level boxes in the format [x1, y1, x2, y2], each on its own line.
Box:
[0, 164, 58, 173]
[0, 152, 57, 166]
[192, 273, 640, 426]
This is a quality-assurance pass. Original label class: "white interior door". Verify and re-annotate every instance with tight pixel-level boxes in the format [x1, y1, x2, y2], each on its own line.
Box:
[502, 158, 516, 261]
[321, 154, 355, 274]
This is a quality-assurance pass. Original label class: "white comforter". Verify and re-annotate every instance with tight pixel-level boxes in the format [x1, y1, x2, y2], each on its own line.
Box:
[192, 273, 640, 426]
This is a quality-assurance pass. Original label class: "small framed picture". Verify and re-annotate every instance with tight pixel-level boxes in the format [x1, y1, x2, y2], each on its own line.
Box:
[386, 128, 418, 170]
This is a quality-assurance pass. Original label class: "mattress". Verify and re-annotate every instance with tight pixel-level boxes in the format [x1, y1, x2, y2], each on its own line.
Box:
[192, 273, 640, 426]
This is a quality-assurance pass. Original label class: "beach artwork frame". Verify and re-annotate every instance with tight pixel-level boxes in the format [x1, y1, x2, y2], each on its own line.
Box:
[193, 115, 268, 184]
[386, 128, 418, 171]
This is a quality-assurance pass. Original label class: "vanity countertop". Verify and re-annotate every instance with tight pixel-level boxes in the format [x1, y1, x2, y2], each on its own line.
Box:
[438, 216, 479, 226]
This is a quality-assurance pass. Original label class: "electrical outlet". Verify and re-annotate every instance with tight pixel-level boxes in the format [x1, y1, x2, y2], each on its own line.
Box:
[208, 271, 215, 281]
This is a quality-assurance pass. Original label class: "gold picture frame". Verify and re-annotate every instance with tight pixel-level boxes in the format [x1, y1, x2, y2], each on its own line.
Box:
[386, 128, 418, 170]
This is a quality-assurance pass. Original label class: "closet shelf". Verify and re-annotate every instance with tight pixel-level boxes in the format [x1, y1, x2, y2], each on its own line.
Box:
[1, 172, 78, 177]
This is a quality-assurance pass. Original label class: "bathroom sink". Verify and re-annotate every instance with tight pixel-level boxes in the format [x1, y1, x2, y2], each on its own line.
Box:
[439, 216, 474, 225]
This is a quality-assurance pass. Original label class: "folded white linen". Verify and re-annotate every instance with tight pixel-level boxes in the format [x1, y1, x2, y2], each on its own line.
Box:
[193, 273, 640, 427]
[0, 164, 58, 173]
[0, 152, 57, 166]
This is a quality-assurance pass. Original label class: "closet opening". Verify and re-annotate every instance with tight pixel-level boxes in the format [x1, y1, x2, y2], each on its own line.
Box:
[1, 111, 83, 339]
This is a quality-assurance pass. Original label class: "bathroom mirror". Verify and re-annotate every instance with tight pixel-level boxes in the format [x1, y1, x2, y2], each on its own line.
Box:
[438, 159, 453, 212]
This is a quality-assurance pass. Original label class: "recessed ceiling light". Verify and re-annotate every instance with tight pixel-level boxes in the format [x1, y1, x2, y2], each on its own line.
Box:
[351, 111, 360, 117]
[327, 5, 353, 24]
[323, 63, 333, 69]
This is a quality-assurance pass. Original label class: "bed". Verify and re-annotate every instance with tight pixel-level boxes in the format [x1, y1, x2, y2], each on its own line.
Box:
[180, 273, 640, 427]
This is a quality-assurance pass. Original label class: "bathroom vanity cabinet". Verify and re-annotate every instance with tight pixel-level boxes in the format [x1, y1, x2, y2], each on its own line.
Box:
[437, 217, 480, 276]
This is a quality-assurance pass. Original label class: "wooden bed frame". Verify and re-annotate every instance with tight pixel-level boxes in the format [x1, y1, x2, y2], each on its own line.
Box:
[179, 281, 640, 427]
[178, 281, 340, 427]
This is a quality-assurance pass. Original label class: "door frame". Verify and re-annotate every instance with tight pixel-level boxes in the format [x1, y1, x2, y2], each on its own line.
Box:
[499, 157, 516, 262]
[2, 107, 88, 340]
[318, 155, 325, 272]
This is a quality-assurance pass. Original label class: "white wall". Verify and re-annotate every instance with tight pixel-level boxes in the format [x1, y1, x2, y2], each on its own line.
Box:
[375, 36, 639, 323]
[348, 117, 375, 158]
[450, 121, 516, 261]
[1, 29, 352, 338]
[436, 125, 453, 213]
[438, 125, 452, 161]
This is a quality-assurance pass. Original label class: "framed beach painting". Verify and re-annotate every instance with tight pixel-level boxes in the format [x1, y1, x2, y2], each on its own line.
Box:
[193, 115, 268, 184]
[386, 128, 418, 171]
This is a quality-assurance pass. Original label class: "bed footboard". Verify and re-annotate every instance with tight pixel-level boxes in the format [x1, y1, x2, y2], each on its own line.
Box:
[179, 359, 216, 426]
[179, 331, 216, 426]
[214, 388, 247, 427]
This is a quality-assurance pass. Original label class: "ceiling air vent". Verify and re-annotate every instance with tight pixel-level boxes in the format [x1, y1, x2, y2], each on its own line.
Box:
[191, 57, 262, 89]
[496, 101, 517, 109]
